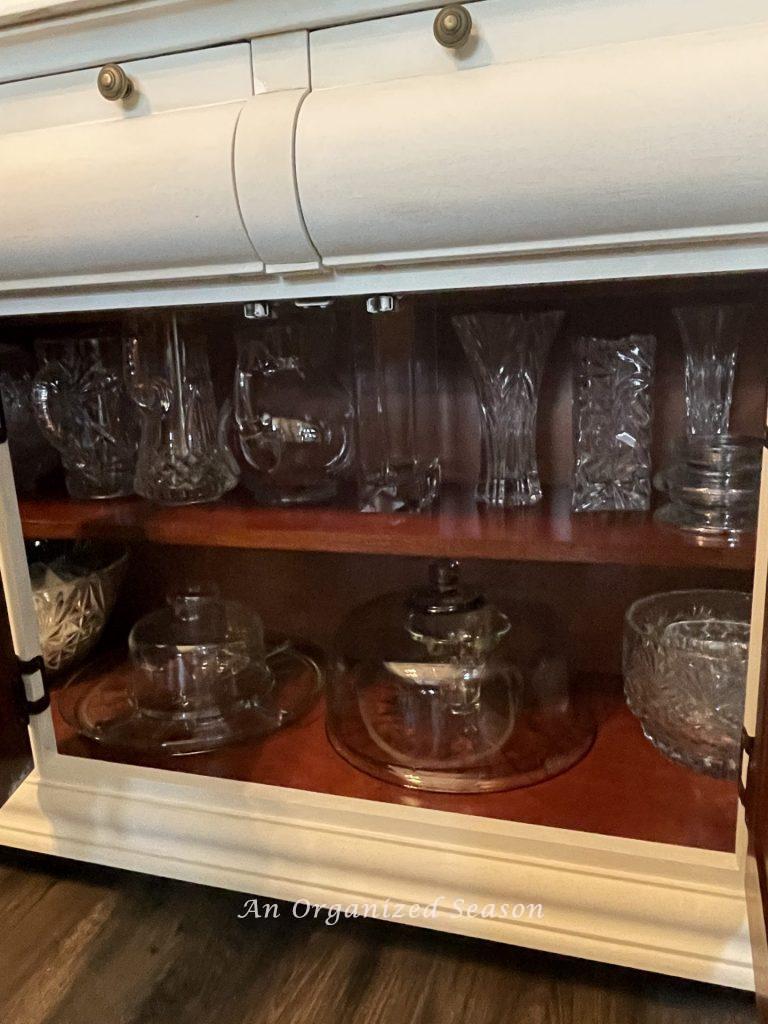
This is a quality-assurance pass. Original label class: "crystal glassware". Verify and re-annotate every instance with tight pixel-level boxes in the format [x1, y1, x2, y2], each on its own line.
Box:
[233, 303, 353, 505]
[655, 434, 761, 545]
[354, 296, 441, 512]
[673, 303, 752, 439]
[0, 344, 59, 495]
[571, 334, 656, 512]
[27, 540, 127, 674]
[62, 588, 324, 754]
[452, 311, 563, 507]
[32, 335, 137, 499]
[328, 560, 594, 793]
[125, 313, 239, 505]
[623, 589, 751, 777]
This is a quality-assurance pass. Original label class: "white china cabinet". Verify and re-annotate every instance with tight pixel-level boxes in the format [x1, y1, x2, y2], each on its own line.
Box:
[1, 0, 768, 1009]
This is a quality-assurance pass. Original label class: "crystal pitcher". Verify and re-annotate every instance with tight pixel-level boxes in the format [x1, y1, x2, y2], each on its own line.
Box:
[32, 335, 137, 499]
[125, 313, 238, 505]
[234, 302, 353, 505]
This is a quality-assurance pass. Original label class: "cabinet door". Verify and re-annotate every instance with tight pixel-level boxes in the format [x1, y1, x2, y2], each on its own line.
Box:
[298, 1, 768, 270]
[0, 433, 36, 807]
[746, 441, 768, 1015]
[0, 589, 32, 807]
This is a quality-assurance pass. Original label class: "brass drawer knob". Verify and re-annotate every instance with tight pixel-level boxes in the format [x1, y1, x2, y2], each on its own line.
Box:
[97, 63, 133, 101]
[433, 4, 473, 48]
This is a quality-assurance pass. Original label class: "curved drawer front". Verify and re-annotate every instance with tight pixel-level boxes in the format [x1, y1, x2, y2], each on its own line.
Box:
[298, 22, 768, 268]
[0, 101, 262, 288]
[235, 91, 320, 274]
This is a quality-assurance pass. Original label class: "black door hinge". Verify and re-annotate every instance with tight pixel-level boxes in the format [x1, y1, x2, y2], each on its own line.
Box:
[14, 655, 49, 721]
[0, 386, 7, 445]
[738, 727, 755, 813]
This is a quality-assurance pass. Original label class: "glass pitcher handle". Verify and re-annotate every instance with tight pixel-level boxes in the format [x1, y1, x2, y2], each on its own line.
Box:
[124, 336, 172, 413]
[31, 369, 68, 447]
[217, 398, 241, 478]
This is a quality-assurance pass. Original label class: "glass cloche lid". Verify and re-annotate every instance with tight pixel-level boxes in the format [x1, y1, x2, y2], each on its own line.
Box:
[328, 560, 595, 794]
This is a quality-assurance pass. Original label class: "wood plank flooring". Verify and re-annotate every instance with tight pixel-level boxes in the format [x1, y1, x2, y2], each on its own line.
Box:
[0, 847, 758, 1024]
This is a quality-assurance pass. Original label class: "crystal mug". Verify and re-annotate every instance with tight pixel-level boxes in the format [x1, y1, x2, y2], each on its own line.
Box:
[125, 313, 239, 505]
[32, 336, 137, 499]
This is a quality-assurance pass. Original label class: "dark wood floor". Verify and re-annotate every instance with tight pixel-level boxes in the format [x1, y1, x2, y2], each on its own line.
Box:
[0, 848, 758, 1024]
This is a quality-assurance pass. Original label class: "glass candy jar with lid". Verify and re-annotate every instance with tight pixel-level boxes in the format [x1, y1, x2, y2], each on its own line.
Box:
[328, 561, 594, 793]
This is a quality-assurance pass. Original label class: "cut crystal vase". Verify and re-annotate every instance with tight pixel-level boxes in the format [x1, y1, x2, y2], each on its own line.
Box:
[571, 334, 656, 512]
[673, 303, 751, 439]
[452, 311, 564, 508]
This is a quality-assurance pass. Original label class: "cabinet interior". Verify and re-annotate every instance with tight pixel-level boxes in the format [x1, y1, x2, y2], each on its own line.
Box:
[7, 272, 767, 856]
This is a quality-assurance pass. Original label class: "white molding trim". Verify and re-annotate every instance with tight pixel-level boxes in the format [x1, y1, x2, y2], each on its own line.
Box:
[2, 235, 768, 317]
[0, 745, 754, 991]
[0, 0, 444, 83]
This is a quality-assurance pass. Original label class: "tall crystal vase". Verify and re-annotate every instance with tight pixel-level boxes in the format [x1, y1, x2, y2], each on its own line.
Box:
[452, 311, 563, 508]
[673, 303, 750, 439]
[354, 296, 441, 513]
[571, 334, 656, 512]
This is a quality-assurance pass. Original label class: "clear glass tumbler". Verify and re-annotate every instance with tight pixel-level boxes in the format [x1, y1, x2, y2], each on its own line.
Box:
[32, 336, 137, 499]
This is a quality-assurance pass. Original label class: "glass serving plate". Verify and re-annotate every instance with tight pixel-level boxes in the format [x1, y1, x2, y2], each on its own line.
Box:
[59, 590, 323, 754]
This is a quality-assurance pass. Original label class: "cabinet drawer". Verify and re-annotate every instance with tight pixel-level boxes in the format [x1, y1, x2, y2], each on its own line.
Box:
[297, 0, 768, 269]
[0, 43, 253, 135]
[0, 34, 318, 290]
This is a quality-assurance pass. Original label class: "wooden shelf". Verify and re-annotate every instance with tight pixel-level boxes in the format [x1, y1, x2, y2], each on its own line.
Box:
[20, 487, 755, 569]
[51, 672, 737, 853]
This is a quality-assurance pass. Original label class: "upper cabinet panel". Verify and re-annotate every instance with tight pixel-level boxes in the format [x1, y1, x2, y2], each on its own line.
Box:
[0, 43, 261, 291]
[297, 0, 768, 270]
[0, 34, 318, 299]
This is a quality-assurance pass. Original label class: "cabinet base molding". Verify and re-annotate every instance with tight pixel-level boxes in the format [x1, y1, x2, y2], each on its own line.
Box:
[0, 762, 754, 990]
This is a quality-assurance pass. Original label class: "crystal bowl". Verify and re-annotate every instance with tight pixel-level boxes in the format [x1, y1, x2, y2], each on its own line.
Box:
[27, 541, 128, 674]
[623, 589, 751, 777]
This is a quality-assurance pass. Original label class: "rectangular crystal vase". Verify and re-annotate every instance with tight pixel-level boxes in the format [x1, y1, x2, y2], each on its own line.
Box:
[571, 334, 656, 512]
